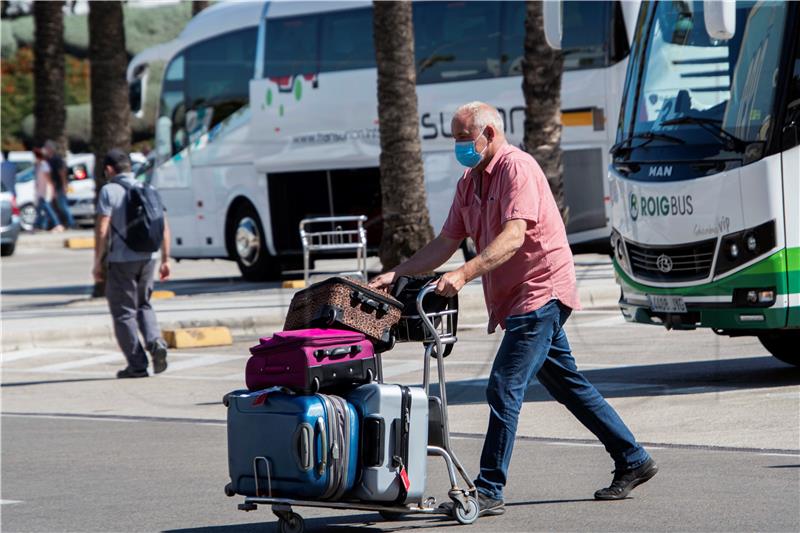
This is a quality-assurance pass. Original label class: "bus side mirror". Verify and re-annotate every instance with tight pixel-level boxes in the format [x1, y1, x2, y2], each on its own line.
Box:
[543, 1, 562, 50]
[703, 0, 736, 40]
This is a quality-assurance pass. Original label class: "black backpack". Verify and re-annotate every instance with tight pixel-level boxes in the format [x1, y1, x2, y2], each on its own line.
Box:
[112, 178, 165, 253]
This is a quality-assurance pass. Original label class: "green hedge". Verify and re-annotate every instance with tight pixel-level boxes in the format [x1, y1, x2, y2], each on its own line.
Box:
[1, 2, 194, 59]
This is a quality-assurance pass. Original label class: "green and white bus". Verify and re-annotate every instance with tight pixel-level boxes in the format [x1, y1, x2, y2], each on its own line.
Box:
[609, 0, 800, 365]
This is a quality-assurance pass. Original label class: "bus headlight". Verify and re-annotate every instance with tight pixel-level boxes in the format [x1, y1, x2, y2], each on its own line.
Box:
[715, 220, 776, 275]
[745, 232, 757, 252]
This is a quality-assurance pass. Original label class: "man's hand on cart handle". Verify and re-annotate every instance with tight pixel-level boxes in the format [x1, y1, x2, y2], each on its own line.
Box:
[435, 270, 466, 297]
[368, 271, 397, 291]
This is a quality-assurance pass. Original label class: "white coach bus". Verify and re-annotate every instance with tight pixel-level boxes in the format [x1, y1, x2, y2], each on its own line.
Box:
[609, 0, 800, 365]
[128, 0, 639, 280]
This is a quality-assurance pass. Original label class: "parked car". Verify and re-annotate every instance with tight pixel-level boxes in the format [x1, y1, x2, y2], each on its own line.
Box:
[13, 167, 36, 230]
[14, 152, 147, 230]
[1, 182, 21, 256]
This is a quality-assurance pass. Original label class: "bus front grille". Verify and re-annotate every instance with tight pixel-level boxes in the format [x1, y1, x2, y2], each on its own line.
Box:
[624, 238, 716, 282]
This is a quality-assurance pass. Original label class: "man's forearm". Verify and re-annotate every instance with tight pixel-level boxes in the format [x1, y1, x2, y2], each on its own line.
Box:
[459, 224, 524, 283]
[391, 234, 460, 276]
[94, 228, 108, 264]
[161, 220, 171, 261]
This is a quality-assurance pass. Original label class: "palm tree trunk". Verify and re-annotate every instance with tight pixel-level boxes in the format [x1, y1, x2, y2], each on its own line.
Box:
[521, 0, 568, 224]
[192, 1, 209, 17]
[89, 0, 131, 297]
[33, 0, 66, 153]
[372, 0, 433, 271]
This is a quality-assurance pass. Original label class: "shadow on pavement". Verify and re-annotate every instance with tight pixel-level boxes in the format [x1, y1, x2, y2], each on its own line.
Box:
[431, 356, 800, 405]
[1, 377, 116, 388]
[163, 511, 456, 533]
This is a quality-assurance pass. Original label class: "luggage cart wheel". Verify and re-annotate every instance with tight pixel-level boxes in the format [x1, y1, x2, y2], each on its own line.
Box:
[278, 512, 305, 533]
[453, 496, 479, 525]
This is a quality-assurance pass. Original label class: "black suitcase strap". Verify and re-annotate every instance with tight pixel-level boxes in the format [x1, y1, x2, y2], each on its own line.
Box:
[392, 386, 412, 502]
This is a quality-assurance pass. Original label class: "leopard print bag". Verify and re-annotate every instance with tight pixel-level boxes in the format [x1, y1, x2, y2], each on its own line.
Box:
[284, 277, 402, 351]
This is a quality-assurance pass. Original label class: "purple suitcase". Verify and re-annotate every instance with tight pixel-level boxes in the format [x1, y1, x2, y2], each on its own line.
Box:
[246, 328, 378, 393]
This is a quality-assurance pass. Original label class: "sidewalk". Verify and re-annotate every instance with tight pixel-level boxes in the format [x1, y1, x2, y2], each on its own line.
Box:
[1, 230, 620, 351]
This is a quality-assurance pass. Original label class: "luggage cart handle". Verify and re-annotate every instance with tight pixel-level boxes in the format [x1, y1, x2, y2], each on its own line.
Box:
[416, 281, 444, 358]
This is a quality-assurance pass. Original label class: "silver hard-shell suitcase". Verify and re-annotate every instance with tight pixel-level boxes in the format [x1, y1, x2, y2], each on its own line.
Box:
[346, 383, 428, 503]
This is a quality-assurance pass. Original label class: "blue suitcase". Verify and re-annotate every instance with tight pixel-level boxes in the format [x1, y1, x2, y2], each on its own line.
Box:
[224, 389, 359, 500]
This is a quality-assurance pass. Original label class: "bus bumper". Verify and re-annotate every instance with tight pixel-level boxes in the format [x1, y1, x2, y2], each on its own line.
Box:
[613, 250, 792, 331]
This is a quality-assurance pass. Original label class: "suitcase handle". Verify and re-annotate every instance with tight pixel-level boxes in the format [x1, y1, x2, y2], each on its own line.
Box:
[313, 344, 362, 360]
[315, 417, 327, 475]
[351, 290, 390, 314]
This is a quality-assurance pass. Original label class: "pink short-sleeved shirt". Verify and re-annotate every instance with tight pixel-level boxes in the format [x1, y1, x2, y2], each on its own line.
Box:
[441, 143, 581, 332]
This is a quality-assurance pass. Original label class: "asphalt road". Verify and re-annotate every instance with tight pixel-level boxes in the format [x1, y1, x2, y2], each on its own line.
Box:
[2, 415, 798, 533]
[3, 314, 799, 532]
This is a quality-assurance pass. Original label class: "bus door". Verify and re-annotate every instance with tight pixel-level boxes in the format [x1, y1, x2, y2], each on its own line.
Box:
[153, 53, 201, 255]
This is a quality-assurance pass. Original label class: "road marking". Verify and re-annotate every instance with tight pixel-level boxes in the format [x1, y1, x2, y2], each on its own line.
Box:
[29, 353, 122, 372]
[2, 348, 62, 363]
[0, 500, 22, 505]
[159, 355, 235, 373]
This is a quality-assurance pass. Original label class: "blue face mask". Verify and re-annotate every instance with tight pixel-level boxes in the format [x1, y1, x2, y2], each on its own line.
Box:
[454, 128, 487, 168]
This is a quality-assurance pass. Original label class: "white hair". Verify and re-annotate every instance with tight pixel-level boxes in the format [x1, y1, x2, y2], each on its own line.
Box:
[454, 101, 505, 133]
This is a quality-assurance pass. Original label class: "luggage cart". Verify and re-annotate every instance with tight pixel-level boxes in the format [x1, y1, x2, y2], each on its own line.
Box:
[299, 216, 368, 285]
[235, 282, 479, 532]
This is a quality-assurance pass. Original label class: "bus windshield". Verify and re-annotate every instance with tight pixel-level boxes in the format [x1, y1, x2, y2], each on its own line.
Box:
[617, 1, 788, 166]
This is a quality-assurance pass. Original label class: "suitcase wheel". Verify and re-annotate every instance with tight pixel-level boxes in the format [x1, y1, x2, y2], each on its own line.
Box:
[224, 483, 235, 497]
[278, 512, 305, 533]
[311, 376, 320, 393]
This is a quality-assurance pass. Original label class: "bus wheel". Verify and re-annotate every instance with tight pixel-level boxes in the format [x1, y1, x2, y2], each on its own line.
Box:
[758, 331, 800, 367]
[229, 204, 279, 281]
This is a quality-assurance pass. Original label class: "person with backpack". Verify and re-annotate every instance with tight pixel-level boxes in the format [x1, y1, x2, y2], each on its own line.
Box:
[92, 149, 171, 378]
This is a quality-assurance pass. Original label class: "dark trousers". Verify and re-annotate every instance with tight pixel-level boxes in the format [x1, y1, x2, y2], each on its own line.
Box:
[475, 300, 650, 500]
[106, 259, 160, 371]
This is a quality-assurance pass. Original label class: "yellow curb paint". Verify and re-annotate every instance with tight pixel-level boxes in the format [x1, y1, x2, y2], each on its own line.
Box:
[152, 290, 175, 300]
[64, 237, 95, 249]
[162, 327, 233, 349]
[282, 280, 306, 289]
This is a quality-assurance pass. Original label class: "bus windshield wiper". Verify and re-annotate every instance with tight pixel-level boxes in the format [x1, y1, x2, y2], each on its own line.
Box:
[609, 131, 686, 156]
[660, 116, 749, 152]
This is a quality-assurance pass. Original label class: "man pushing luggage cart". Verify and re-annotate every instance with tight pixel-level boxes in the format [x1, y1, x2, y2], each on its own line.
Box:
[370, 101, 658, 516]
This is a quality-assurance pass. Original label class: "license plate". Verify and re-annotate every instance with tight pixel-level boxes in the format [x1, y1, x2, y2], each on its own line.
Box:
[648, 295, 687, 313]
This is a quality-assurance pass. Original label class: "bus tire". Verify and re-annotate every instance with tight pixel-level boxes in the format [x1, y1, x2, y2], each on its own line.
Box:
[228, 203, 279, 281]
[758, 331, 800, 367]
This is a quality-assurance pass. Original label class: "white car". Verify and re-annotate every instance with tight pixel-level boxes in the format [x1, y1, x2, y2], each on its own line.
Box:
[15, 152, 147, 230]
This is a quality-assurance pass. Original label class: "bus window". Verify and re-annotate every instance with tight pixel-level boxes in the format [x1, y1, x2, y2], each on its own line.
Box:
[500, 1, 525, 76]
[496, 1, 618, 76]
[185, 27, 257, 131]
[562, 1, 611, 71]
[413, 1, 501, 85]
[157, 54, 185, 161]
[781, 35, 800, 150]
[265, 15, 319, 78]
[320, 8, 375, 72]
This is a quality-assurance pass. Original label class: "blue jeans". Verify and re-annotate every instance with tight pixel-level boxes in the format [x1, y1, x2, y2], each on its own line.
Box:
[475, 300, 650, 500]
[54, 190, 75, 228]
[35, 199, 61, 230]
